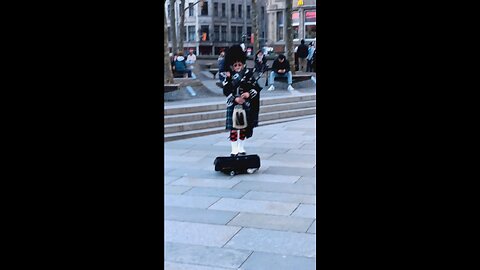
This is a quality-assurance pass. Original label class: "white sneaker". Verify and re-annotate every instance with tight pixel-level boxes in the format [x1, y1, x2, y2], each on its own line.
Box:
[267, 85, 275, 91]
[287, 85, 295, 91]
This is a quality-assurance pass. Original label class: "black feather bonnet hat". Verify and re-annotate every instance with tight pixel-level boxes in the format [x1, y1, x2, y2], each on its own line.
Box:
[224, 44, 246, 68]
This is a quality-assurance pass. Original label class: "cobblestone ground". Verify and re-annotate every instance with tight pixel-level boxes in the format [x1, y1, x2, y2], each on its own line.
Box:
[164, 116, 316, 270]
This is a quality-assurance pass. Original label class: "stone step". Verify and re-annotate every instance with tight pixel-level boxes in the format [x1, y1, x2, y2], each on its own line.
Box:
[164, 126, 226, 142]
[164, 100, 316, 124]
[164, 107, 316, 134]
[164, 93, 316, 115]
[164, 115, 316, 142]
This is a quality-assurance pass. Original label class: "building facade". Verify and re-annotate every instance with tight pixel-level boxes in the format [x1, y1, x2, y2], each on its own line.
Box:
[265, 0, 316, 53]
[165, 0, 267, 56]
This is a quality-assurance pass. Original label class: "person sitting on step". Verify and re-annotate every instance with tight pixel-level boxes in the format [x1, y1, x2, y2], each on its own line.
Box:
[267, 54, 294, 92]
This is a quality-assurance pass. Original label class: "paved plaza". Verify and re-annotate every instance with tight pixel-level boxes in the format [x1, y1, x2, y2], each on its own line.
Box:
[164, 116, 317, 269]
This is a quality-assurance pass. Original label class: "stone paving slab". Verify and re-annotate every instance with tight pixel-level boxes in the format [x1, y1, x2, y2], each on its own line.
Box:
[261, 166, 316, 177]
[167, 168, 233, 179]
[227, 212, 314, 233]
[295, 176, 316, 185]
[165, 185, 192, 195]
[171, 177, 241, 189]
[232, 181, 316, 195]
[239, 251, 316, 270]
[291, 204, 316, 219]
[165, 220, 241, 247]
[268, 153, 316, 162]
[165, 194, 220, 209]
[300, 143, 316, 150]
[164, 261, 234, 270]
[307, 220, 316, 234]
[184, 187, 247, 199]
[242, 191, 316, 204]
[260, 159, 316, 169]
[209, 198, 298, 216]
[231, 174, 300, 184]
[165, 206, 239, 225]
[165, 176, 182, 185]
[165, 155, 207, 163]
[164, 149, 192, 156]
[224, 228, 316, 257]
[165, 242, 252, 269]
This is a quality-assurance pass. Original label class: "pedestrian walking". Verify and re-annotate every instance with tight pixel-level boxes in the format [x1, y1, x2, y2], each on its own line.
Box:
[223, 45, 262, 156]
[267, 54, 294, 92]
[297, 39, 309, 72]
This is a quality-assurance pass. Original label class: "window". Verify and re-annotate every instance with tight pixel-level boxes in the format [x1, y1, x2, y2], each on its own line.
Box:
[184, 26, 187, 41]
[231, 4, 235, 18]
[167, 5, 170, 17]
[214, 25, 220, 41]
[238, 5, 242, 18]
[189, 3, 194, 16]
[304, 11, 316, 39]
[276, 11, 283, 41]
[214, 2, 218, 16]
[305, 25, 316, 39]
[293, 26, 299, 40]
[222, 3, 226, 17]
[261, 7, 264, 21]
[201, 25, 209, 41]
[188, 26, 195, 41]
[247, 26, 251, 43]
[221, 25, 227, 41]
[167, 27, 171, 41]
[247, 5, 250, 19]
[237, 26, 243, 42]
[292, 11, 299, 40]
[230, 26, 235, 42]
[201, 1, 208, 16]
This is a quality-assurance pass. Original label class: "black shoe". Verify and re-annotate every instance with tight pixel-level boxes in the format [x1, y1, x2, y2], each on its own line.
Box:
[238, 152, 246, 155]
[230, 153, 238, 157]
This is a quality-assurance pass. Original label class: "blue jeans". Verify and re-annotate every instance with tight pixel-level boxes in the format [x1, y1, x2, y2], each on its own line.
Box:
[269, 71, 292, 85]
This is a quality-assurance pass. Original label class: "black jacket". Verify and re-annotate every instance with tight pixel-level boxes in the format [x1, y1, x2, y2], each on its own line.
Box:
[297, 44, 309, 58]
[271, 58, 291, 73]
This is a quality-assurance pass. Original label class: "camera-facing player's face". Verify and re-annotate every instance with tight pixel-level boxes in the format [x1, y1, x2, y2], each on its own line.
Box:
[233, 61, 243, 72]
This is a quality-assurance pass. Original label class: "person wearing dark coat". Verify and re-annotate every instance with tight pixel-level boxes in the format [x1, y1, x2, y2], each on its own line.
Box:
[267, 54, 294, 92]
[217, 51, 226, 82]
[296, 39, 309, 72]
[223, 45, 262, 156]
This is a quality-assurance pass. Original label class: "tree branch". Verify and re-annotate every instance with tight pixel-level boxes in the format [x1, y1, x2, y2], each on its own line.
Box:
[183, 0, 202, 12]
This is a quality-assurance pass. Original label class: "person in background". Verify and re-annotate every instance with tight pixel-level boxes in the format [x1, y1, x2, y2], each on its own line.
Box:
[173, 51, 191, 78]
[217, 50, 226, 82]
[254, 49, 269, 87]
[267, 54, 294, 92]
[306, 42, 315, 72]
[254, 49, 268, 73]
[296, 39, 309, 72]
[186, 49, 197, 73]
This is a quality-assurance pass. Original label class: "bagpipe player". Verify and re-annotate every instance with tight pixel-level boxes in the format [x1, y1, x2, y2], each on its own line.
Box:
[222, 45, 262, 156]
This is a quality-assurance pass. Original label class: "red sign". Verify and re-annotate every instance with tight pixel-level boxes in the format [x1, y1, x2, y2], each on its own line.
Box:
[305, 11, 316, 22]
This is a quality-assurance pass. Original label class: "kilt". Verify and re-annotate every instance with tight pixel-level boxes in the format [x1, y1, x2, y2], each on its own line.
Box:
[226, 103, 251, 130]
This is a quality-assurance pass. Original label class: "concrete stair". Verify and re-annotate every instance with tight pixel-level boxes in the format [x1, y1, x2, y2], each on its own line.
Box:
[164, 93, 316, 141]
